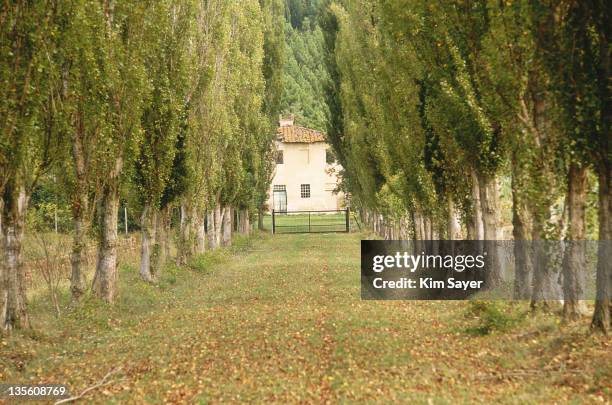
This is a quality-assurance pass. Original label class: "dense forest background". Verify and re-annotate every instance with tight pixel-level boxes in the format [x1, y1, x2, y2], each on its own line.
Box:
[280, 0, 330, 131]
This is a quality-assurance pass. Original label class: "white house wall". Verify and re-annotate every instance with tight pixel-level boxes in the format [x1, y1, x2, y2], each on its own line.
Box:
[267, 141, 344, 212]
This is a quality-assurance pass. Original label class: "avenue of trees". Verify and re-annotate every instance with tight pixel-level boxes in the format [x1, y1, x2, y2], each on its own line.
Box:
[1, 0, 609, 337]
[319, 0, 609, 332]
[1, 0, 285, 331]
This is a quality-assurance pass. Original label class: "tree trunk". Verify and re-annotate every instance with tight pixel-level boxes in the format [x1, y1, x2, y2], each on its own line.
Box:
[70, 192, 89, 302]
[591, 164, 611, 333]
[530, 218, 561, 312]
[238, 209, 250, 235]
[477, 171, 503, 287]
[257, 206, 265, 230]
[195, 209, 206, 254]
[177, 204, 188, 265]
[92, 181, 120, 303]
[153, 206, 169, 280]
[562, 163, 589, 320]
[512, 155, 533, 299]
[412, 210, 425, 255]
[467, 167, 484, 240]
[399, 215, 410, 240]
[222, 206, 232, 247]
[177, 203, 197, 265]
[207, 209, 218, 250]
[70, 126, 89, 301]
[447, 197, 461, 240]
[139, 203, 155, 283]
[1, 184, 30, 330]
[214, 204, 222, 247]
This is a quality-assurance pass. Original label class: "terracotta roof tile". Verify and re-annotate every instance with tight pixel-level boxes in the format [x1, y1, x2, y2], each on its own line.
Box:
[277, 125, 326, 143]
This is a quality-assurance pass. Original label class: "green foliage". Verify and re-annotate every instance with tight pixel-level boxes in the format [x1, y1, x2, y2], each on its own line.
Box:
[315, 0, 605, 250]
[188, 250, 229, 274]
[465, 301, 523, 335]
[0, 1, 65, 198]
[280, 2, 330, 131]
[134, 0, 193, 211]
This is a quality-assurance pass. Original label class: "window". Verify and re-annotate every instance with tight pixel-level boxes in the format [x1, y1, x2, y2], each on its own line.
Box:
[275, 150, 284, 164]
[300, 184, 310, 198]
[326, 148, 336, 164]
[273, 185, 286, 192]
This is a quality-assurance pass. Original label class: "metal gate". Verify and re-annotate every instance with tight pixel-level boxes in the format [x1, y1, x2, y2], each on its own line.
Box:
[272, 209, 349, 234]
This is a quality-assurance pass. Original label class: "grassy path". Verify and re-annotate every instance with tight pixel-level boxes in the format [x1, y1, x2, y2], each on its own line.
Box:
[1, 232, 610, 404]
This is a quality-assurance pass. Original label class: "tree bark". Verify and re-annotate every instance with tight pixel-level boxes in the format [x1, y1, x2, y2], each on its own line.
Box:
[139, 203, 156, 283]
[399, 215, 410, 240]
[562, 163, 588, 320]
[153, 206, 169, 280]
[69, 124, 89, 302]
[207, 209, 218, 250]
[512, 156, 533, 299]
[257, 206, 265, 230]
[412, 210, 425, 255]
[591, 164, 611, 333]
[530, 216, 561, 312]
[222, 206, 232, 247]
[238, 209, 250, 235]
[177, 203, 198, 265]
[447, 197, 461, 240]
[477, 171, 503, 287]
[177, 204, 188, 265]
[195, 208, 206, 254]
[70, 191, 89, 302]
[1, 184, 30, 330]
[214, 204, 222, 247]
[92, 180, 120, 303]
[467, 167, 484, 240]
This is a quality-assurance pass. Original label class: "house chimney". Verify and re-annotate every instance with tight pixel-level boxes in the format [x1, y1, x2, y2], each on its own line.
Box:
[279, 114, 295, 127]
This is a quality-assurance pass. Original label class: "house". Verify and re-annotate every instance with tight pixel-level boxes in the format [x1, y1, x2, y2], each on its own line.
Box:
[267, 116, 345, 212]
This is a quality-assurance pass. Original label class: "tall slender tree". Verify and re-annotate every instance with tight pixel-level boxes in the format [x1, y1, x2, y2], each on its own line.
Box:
[1, 1, 65, 329]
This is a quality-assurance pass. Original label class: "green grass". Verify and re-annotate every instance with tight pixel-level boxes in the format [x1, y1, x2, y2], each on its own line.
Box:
[1, 232, 610, 404]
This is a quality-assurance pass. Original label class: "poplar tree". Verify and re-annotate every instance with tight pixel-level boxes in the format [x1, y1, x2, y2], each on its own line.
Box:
[1, 1, 65, 329]
[257, 0, 286, 229]
[136, 1, 193, 282]
[530, 0, 610, 331]
[91, 0, 149, 303]
[58, 0, 110, 302]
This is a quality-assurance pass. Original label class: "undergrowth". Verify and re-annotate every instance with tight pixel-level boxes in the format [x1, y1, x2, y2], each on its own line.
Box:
[465, 301, 525, 335]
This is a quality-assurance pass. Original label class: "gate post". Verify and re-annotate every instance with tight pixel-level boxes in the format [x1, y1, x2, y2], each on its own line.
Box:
[272, 209, 275, 234]
[345, 208, 350, 232]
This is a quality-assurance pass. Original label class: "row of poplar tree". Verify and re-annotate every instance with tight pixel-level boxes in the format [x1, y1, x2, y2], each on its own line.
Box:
[318, 1, 609, 332]
[0, 0, 285, 331]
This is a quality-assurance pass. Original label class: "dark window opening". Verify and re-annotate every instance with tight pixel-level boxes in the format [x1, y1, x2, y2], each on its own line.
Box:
[276, 150, 284, 164]
[301, 184, 310, 198]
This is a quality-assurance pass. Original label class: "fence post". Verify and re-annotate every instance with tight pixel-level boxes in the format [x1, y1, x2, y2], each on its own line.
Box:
[272, 209, 275, 234]
[308, 211, 311, 233]
[124, 206, 128, 236]
[345, 208, 350, 233]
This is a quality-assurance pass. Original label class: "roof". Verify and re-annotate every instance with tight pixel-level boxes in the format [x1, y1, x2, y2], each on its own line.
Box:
[277, 125, 326, 143]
